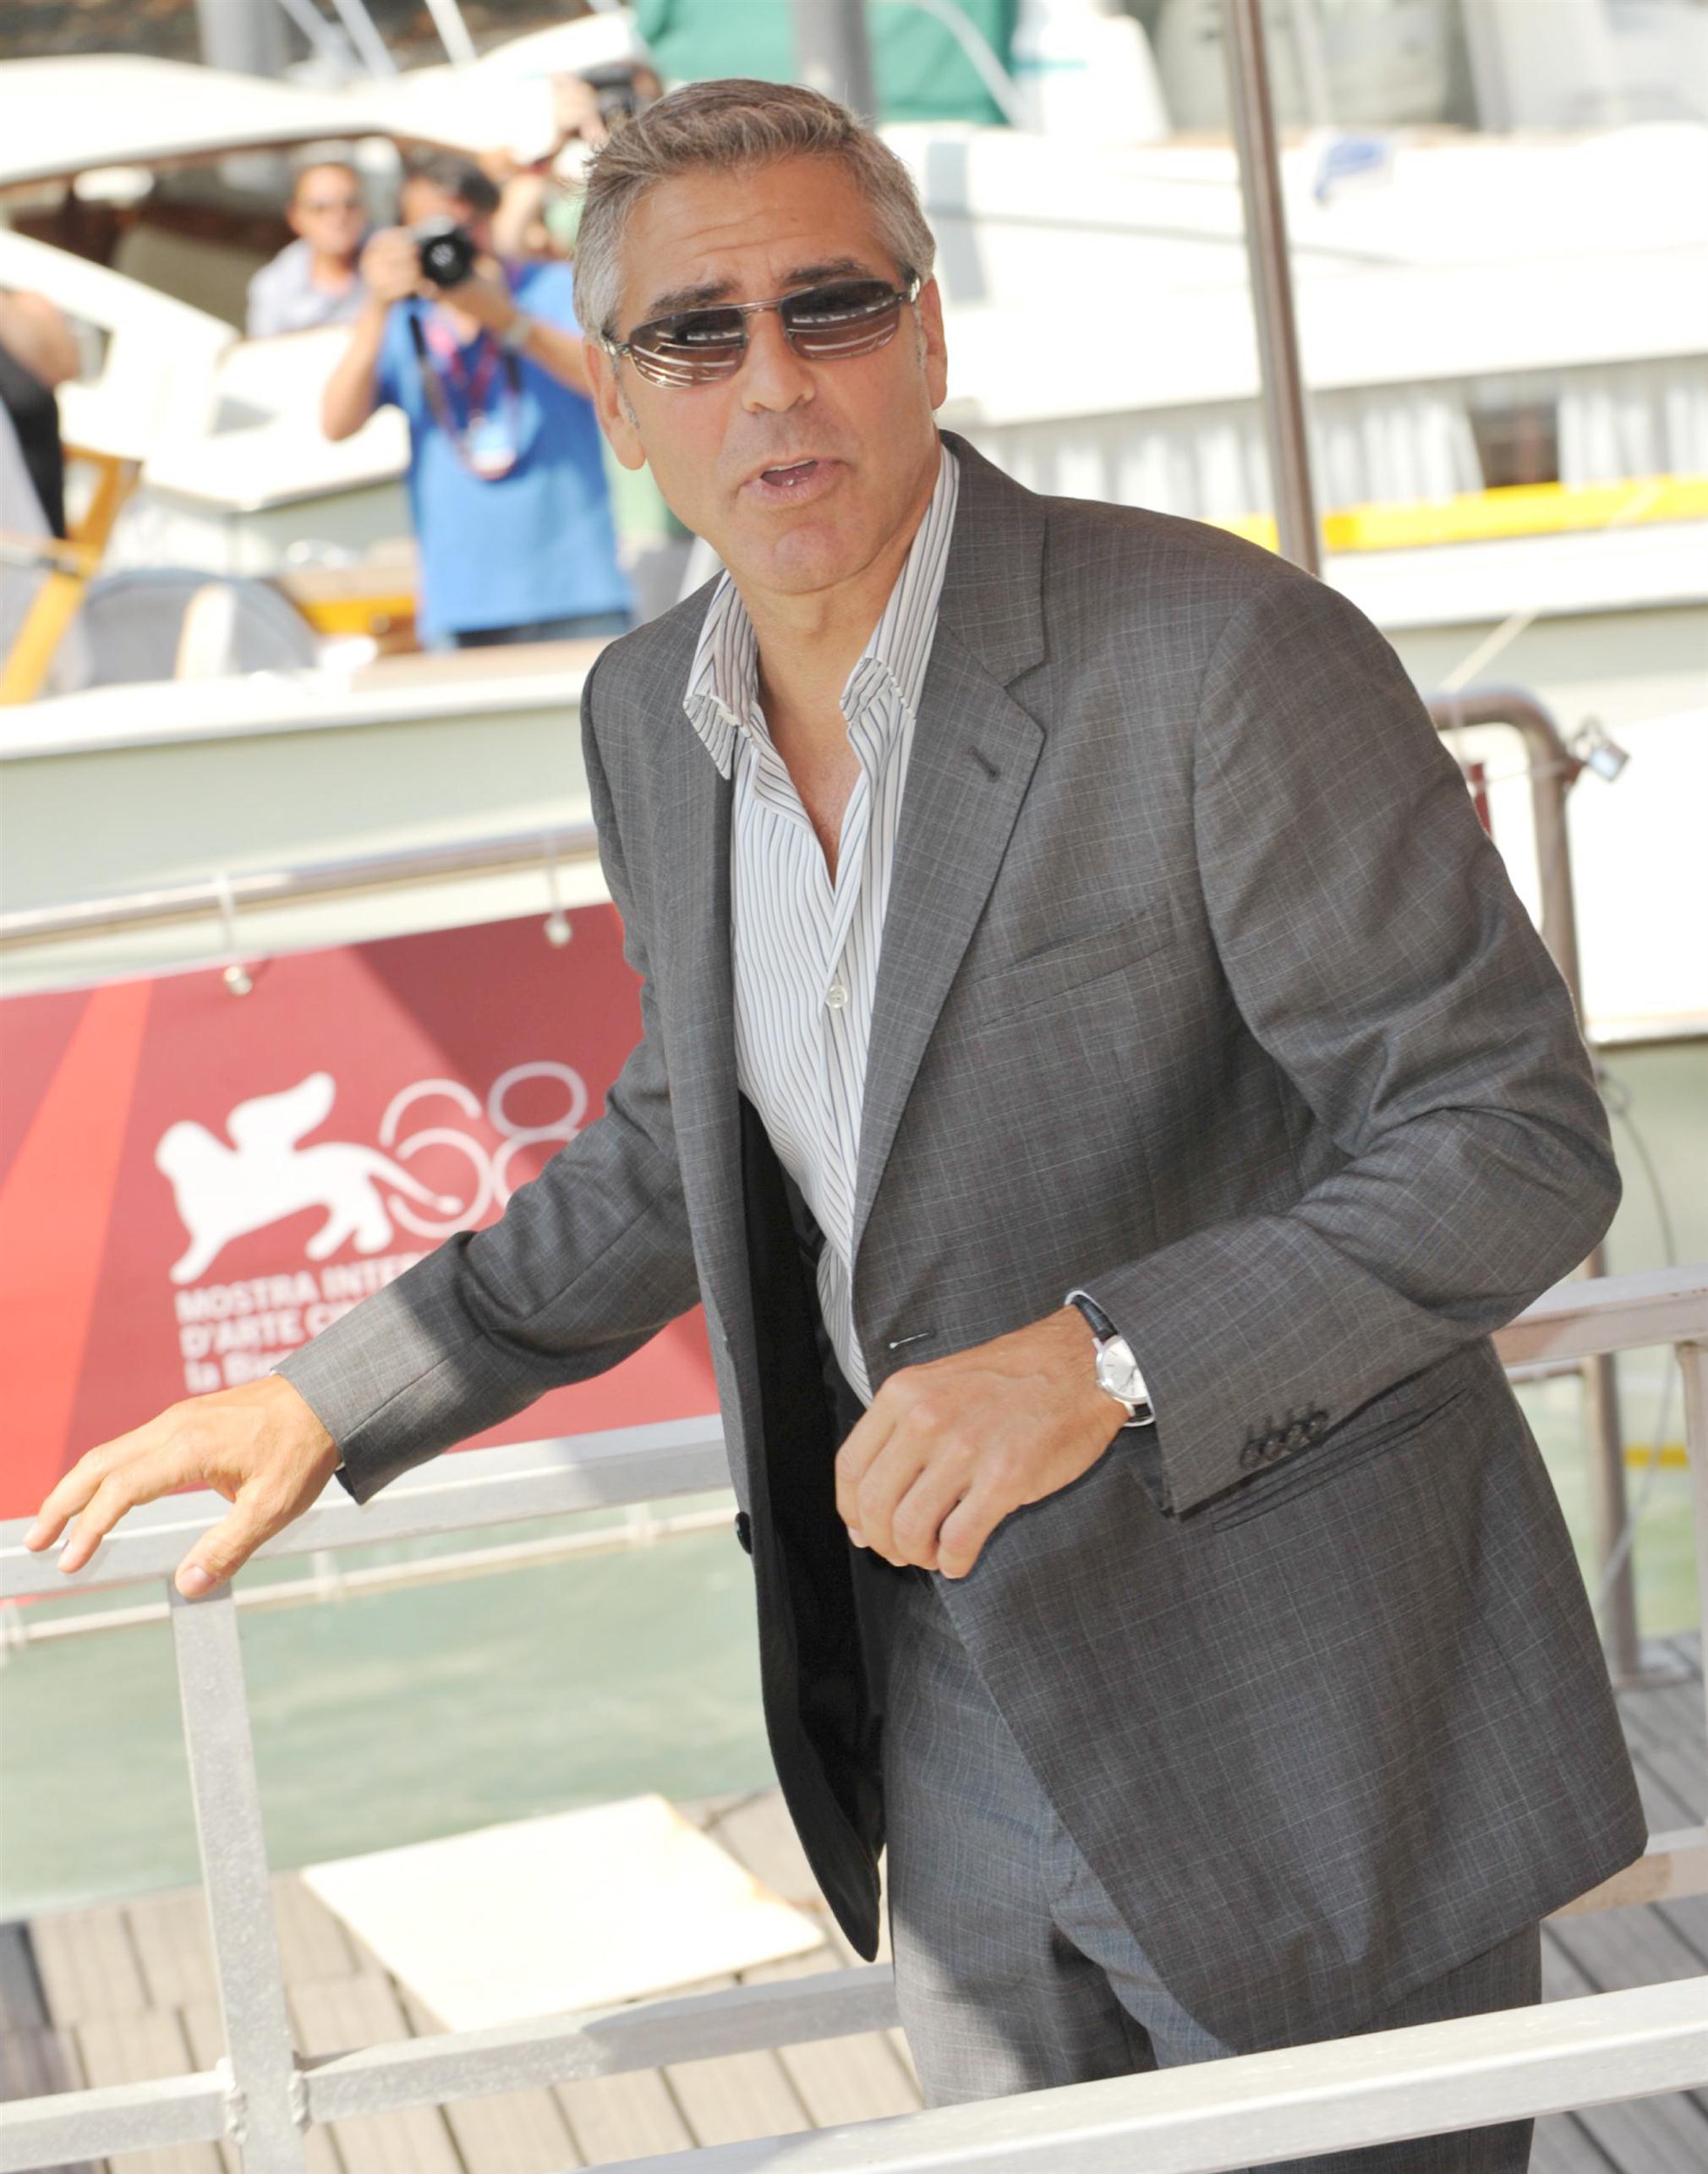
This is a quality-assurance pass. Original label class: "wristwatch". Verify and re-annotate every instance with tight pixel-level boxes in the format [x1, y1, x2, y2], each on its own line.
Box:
[1065, 1289, 1155, 1428]
[498, 308, 538, 352]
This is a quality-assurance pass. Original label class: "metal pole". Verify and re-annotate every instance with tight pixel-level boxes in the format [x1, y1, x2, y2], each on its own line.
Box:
[170, 1585, 309, 2170]
[1426, 686, 1643, 1682]
[194, 0, 290, 77]
[422, 0, 479, 68]
[791, 0, 879, 118]
[1219, 0, 1320, 575]
[1682, 1339, 1708, 1746]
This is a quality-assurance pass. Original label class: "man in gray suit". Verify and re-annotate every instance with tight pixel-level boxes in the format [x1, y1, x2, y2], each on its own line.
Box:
[28, 79, 1643, 2166]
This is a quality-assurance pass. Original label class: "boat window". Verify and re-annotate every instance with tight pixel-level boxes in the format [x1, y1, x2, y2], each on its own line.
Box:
[1467, 375, 1562, 489]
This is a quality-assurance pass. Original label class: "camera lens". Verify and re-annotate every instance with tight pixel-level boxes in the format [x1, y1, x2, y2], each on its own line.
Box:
[414, 219, 477, 289]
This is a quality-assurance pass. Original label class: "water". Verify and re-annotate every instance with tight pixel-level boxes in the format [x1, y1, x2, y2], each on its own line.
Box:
[3, 1040, 1701, 1921]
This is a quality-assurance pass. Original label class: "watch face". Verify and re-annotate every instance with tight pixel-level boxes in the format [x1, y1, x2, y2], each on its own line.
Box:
[1096, 1336, 1146, 1405]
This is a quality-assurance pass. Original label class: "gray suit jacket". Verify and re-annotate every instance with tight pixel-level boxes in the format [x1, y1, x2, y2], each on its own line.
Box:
[277, 431, 1644, 2052]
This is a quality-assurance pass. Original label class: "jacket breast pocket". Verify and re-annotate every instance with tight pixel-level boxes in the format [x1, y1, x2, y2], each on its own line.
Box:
[970, 900, 1176, 1024]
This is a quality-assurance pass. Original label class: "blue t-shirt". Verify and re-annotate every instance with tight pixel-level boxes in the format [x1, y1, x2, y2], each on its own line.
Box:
[376, 261, 631, 639]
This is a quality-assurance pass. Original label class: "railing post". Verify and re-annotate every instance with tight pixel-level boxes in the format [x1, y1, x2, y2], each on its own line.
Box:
[1681, 1338, 1708, 1747]
[168, 1583, 308, 2171]
[1427, 687, 1643, 1681]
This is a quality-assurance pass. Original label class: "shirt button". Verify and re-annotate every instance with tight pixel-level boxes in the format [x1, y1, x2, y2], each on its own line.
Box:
[824, 980, 849, 1010]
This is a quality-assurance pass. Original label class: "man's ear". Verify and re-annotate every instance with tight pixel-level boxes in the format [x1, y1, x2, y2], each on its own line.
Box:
[919, 275, 949, 413]
[586, 342, 647, 470]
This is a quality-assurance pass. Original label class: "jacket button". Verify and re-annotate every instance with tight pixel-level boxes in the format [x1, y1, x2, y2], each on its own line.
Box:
[734, 1510, 753, 1556]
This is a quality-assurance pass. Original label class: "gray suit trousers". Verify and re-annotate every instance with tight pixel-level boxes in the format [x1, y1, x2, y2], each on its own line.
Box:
[879, 1560, 1541, 2169]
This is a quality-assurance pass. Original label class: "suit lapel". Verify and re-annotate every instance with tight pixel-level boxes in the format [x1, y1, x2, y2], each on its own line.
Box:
[849, 435, 1048, 1269]
[647, 687, 752, 1339]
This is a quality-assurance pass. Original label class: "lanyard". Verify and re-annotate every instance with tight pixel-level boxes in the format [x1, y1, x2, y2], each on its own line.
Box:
[407, 300, 523, 479]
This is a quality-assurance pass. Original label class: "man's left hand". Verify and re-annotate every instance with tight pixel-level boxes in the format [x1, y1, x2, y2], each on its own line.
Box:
[834, 1308, 1126, 1580]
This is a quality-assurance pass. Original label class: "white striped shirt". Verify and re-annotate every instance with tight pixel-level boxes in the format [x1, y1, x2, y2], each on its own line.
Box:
[683, 441, 961, 1402]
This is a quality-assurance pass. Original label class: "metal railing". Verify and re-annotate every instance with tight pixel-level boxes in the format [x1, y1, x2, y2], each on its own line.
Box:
[8, 679, 1650, 1687]
[2, 1267, 1706, 2171]
[1427, 685, 1645, 1683]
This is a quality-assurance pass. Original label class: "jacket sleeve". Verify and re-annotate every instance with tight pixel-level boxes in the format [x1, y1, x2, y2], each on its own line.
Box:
[272, 656, 701, 1504]
[1084, 571, 1619, 1518]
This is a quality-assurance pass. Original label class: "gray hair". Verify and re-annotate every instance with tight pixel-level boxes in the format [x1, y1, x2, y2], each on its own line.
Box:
[572, 77, 937, 344]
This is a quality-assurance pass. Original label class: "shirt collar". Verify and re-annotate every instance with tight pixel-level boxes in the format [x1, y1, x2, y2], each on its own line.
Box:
[683, 439, 961, 780]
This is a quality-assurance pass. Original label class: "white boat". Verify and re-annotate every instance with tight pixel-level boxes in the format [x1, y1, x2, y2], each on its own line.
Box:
[0, 47, 1703, 1043]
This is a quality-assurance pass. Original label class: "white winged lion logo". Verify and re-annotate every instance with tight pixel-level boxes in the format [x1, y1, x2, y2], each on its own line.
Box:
[156, 1071, 462, 1284]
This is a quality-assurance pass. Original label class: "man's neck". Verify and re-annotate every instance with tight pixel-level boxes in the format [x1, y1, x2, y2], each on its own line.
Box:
[307, 249, 356, 293]
[742, 443, 941, 737]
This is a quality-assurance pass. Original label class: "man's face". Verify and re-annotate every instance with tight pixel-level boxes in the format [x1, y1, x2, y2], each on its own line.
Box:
[288, 166, 365, 258]
[398, 178, 495, 255]
[587, 156, 948, 600]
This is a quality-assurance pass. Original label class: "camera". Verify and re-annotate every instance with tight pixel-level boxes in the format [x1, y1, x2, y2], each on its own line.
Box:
[580, 62, 644, 133]
[413, 219, 478, 289]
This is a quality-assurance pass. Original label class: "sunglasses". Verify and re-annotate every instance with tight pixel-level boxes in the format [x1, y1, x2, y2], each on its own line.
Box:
[301, 197, 364, 214]
[604, 271, 921, 387]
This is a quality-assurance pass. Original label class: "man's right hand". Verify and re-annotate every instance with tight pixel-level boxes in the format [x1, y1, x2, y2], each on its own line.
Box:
[359, 226, 428, 306]
[21, 1375, 342, 1599]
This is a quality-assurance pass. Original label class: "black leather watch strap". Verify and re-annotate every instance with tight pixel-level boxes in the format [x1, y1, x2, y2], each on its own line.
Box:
[1066, 1289, 1120, 1343]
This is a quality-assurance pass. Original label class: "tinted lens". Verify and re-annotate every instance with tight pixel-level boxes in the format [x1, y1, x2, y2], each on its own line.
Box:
[628, 307, 748, 385]
[781, 280, 906, 357]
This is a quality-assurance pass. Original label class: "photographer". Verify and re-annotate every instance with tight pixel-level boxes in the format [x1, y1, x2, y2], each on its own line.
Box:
[320, 151, 631, 648]
[247, 159, 369, 338]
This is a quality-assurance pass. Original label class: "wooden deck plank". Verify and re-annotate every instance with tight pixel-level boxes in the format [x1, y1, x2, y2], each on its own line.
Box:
[553, 2067, 696, 2166]
[72, 2007, 221, 2174]
[1541, 1933, 1708, 2173]
[0, 1921, 49, 2035]
[1530, 2111, 1618, 2173]
[1548, 1893, 1708, 1997]
[392, 1979, 586, 2173]
[270, 1874, 362, 1988]
[699, 1788, 917, 2078]
[123, 1892, 217, 2016]
[741, 1949, 922, 2127]
[659, 1972, 813, 2149]
[1626, 1744, 1700, 1833]
[30, 1906, 147, 2027]
[439, 2078, 583, 2174]
[1625, 1726, 1708, 1828]
[697, 1794, 835, 1931]
[287, 1971, 463, 2174]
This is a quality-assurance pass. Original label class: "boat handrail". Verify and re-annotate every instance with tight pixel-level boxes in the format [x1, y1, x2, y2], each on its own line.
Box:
[1, 1265, 1705, 2171]
[0, 684, 1574, 949]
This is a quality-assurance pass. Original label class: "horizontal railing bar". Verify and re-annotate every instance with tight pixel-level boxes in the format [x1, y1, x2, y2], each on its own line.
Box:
[0, 2066, 228, 2170]
[3, 1503, 736, 1641]
[8, 1257, 1706, 1602]
[0, 819, 602, 945]
[0, 1416, 729, 1600]
[303, 1964, 900, 2122]
[253, 1822, 1708, 2117]
[593, 1979, 1708, 2174]
[1494, 1263, 1708, 1367]
[14, 1868, 1708, 2170]
[9, 1828, 1689, 2154]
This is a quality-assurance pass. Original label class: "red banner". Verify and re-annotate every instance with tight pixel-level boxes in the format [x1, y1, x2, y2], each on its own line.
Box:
[0, 910, 715, 1520]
